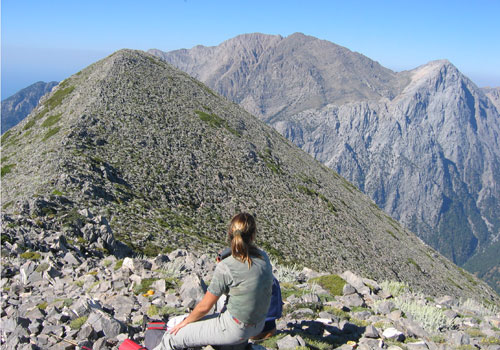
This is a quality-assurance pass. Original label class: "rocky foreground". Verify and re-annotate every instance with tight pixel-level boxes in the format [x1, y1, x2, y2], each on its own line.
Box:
[1, 215, 499, 350]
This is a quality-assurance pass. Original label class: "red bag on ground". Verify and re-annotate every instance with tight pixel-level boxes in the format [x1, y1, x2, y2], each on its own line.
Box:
[118, 339, 147, 350]
[144, 321, 168, 349]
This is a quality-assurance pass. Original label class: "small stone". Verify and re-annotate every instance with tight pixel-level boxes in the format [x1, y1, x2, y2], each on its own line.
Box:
[358, 337, 383, 350]
[376, 301, 395, 315]
[382, 327, 405, 342]
[276, 334, 306, 349]
[302, 293, 321, 303]
[405, 341, 429, 350]
[450, 331, 470, 346]
[180, 275, 206, 305]
[388, 310, 403, 321]
[387, 346, 403, 350]
[435, 296, 456, 308]
[318, 311, 338, 322]
[342, 293, 366, 307]
[77, 324, 97, 341]
[290, 308, 315, 318]
[364, 324, 380, 338]
[343, 283, 357, 296]
[443, 309, 458, 319]
[63, 252, 81, 265]
[101, 316, 125, 338]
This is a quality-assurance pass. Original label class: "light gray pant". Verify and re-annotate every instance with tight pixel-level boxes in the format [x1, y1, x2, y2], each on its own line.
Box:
[153, 311, 265, 350]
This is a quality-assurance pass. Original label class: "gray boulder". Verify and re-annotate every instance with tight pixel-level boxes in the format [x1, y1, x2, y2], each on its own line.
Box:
[180, 275, 206, 305]
[277, 334, 306, 349]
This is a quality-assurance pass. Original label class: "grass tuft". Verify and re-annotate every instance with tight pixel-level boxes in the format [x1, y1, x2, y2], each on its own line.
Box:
[69, 316, 88, 330]
[1, 164, 16, 177]
[41, 113, 62, 128]
[42, 126, 61, 141]
[20, 251, 42, 260]
[308, 274, 346, 296]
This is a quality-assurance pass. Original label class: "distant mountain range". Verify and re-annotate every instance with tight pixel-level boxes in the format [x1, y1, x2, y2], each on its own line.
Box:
[2, 49, 496, 302]
[1, 81, 58, 134]
[149, 33, 500, 293]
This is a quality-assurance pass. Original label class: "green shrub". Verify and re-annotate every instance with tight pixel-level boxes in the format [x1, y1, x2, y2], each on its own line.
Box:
[42, 127, 61, 141]
[37, 301, 48, 310]
[466, 328, 485, 337]
[75, 280, 84, 287]
[1, 130, 13, 143]
[45, 86, 75, 109]
[430, 335, 446, 343]
[23, 119, 36, 130]
[41, 113, 62, 127]
[195, 110, 240, 136]
[159, 305, 184, 316]
[392, 296, 450, 333]
[480, 337, 500, 345]
[308, 274, 346, 296]
[1, 234, 13, 244]
[323, 306, 350, 320]
[36, 263, 50, 273]
[133, 278, 159, 295]
[147, 305, 159, 317]
[1, 164, 15, 177]
[259, 333, 287, 348]
[407, 258, 423, 272]
[114, 259, 124, 270]
[380, 281, 410, 297]
[195, 110, 224, 128]
[143, 242, 161, 257]
[70, 316, 88, 330]
[20, 251, 42, 260]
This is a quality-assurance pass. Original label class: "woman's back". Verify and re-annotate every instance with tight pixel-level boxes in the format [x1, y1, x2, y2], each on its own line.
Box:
[208, 249, 273, 324]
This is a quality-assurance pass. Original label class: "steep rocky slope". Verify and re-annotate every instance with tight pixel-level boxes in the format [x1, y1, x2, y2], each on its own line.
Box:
[1, 81, 58, 134]
[1, 49, 496, 303]
[149, 34, 500, 293]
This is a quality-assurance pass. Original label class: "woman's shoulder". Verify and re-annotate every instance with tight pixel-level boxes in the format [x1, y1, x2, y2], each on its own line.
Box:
[255, 248, 272, 265]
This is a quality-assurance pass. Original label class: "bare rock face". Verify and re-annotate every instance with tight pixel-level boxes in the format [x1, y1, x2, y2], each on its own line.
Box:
[150, 34, 500, 293]
[1, 81, 58, 134]
[482, 87, 500, 112]
[272, 61, 500, 282]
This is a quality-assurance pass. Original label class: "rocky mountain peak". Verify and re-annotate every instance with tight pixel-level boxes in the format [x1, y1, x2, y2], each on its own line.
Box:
[150, 33, 405, 122]
[399, 59, 465, 96]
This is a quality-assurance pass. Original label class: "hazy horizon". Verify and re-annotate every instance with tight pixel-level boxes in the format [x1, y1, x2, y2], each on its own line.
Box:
[2, 0, 500, 99]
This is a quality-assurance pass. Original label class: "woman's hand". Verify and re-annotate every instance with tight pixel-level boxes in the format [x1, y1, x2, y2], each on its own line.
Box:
[169, 318, 189, 335]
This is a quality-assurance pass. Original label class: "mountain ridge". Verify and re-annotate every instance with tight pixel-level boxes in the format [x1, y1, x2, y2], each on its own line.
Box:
[1, 81, 59, 134]
[2, 49, 496, 302]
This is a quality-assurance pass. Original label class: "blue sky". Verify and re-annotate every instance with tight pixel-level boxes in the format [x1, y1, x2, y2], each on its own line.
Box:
[2, 0, 499, 99]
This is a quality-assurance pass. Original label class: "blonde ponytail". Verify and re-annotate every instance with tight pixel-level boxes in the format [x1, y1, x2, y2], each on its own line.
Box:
[228, 213, 260, 268]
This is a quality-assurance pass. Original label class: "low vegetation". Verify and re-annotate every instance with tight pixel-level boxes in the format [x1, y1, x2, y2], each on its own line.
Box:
[308, 274, 346, 296]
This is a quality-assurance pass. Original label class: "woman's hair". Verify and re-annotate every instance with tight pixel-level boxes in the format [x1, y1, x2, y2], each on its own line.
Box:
[228, 212, 261, 267]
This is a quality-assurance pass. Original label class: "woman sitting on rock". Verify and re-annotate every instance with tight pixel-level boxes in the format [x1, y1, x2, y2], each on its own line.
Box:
[153, 212, 274, 350]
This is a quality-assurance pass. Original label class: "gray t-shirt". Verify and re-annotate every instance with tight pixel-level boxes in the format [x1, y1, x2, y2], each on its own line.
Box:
[208, 249, 273, 324]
